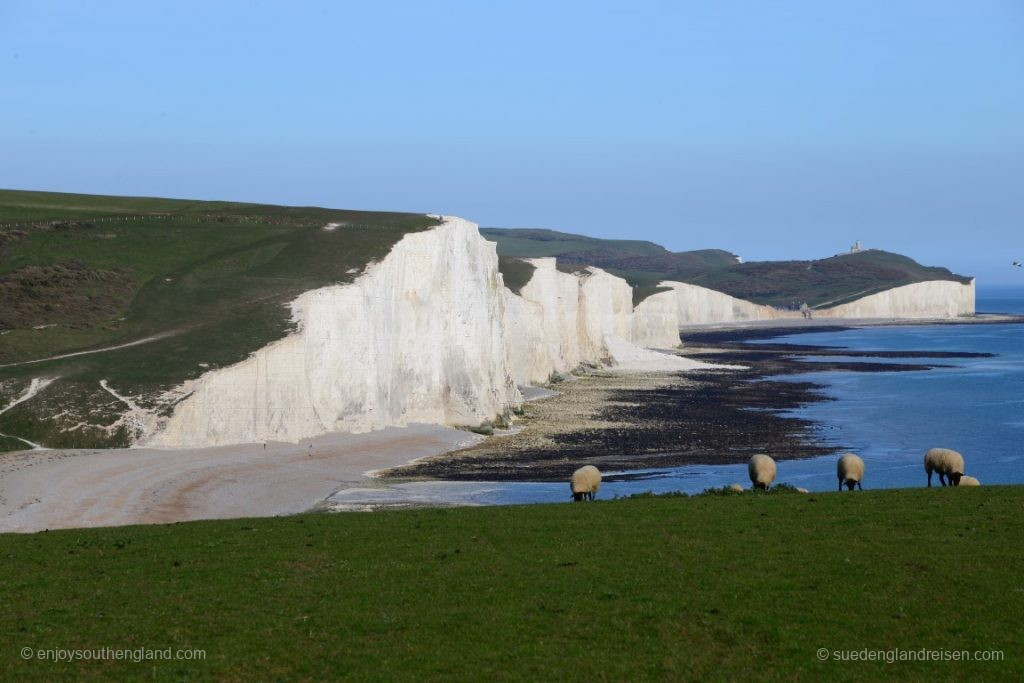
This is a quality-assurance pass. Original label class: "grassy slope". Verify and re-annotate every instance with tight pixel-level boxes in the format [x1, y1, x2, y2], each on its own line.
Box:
[483, 227, 970, 307]
[496, 256, 536, 295]
[0, 189, 437, 449]
[481, 227, 673, 259]
[482, 227, 738, 289]
[0, 487, 1019, 680]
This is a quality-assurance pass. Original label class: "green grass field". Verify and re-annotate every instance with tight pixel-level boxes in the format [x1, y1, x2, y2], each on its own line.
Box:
[0, 189, 437, 449]
[1, 487, 1019, 680]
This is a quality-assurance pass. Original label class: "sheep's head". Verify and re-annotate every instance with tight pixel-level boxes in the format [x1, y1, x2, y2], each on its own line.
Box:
[572, 492, 585, 502]
[844, 479, 858, 491]
[950, 472, 964, 486]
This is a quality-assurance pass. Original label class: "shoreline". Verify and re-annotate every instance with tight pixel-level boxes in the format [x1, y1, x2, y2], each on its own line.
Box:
[0, 425, 480, 533]
[381, 321, 994, 482]
[1, 315, 1020, 530]
[678, 312, 1023, 334]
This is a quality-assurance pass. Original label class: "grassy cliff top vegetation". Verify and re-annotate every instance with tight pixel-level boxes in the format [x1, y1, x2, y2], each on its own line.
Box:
[0, 189, 437, 449]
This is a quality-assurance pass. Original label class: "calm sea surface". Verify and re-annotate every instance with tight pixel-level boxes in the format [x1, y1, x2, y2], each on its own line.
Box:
[333, 287, 1024, 506]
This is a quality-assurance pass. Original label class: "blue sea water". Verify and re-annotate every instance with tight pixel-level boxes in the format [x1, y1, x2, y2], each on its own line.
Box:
[337, 288, 1024, 506]
[731, 286, 1024, 491]
[977, 285, 1024, 315]
[764, 324, 1023, 490]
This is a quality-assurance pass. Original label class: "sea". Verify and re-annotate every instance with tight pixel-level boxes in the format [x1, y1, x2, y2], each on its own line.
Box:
[330, 286, 1024, 507]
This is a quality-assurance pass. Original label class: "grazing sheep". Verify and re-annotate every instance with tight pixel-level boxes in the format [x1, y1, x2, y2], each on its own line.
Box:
[748, 454, 777, 491]
[570, 465, 601, 502]
[796, 487, 809, 494]
[836, 453, 865, 491]
[728, 483, 745, 493]
[959, 475, 981, 487]
[924, 448, 965, 487]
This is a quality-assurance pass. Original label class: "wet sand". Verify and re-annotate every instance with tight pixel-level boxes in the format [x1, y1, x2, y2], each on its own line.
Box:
[0, 425, 480, 533]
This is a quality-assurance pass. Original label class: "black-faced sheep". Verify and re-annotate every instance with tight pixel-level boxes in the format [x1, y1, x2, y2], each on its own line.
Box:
[924, 448, 965, 487]
[748, 454, 776, 491]
[837, 453, 865, 491]
[570, 465, 601, 502]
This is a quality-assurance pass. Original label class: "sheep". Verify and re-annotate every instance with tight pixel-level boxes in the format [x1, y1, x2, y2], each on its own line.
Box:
[796, 487, 809, 494]
[570, 465, 601, 502]
[836, 453, 865, 491]
[727, 483, 745, 493]
[748, 454, 777, 491]
[924, 448, 965, 487]
[959, 475, 981, 487]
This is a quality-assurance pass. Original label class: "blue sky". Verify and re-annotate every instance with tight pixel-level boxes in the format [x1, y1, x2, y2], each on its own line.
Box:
[2, 1, 1022, 284]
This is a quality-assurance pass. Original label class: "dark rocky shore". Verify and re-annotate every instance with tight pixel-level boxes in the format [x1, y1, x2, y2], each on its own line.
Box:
[384, 326, 992, 482]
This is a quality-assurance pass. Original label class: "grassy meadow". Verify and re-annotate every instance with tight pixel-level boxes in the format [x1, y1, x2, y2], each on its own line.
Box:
[1, 486, 1020, 680]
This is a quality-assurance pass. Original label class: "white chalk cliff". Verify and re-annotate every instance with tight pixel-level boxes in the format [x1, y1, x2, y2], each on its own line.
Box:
[659, 281, 778, 324]
[810, 280, 976, 319]
[143, 217, 974, 449]
[658, 279, 974, 323]
[145, 218, 712, 448]
[147, 218, 519, 447]
[632, 290, 682, 348]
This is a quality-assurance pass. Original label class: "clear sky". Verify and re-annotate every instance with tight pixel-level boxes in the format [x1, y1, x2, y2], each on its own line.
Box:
[2, 1, 1022, 284]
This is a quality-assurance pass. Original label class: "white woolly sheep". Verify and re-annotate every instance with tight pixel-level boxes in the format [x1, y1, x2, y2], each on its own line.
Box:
[796, 487, 809, 494]
[924, 448, 965, 487]
[958, 475, 981, 487]
[728, 483, 745, 493]
[570, 465, 601, 502]
[837, 453, 865, 491]
[748, 454, 777, 491]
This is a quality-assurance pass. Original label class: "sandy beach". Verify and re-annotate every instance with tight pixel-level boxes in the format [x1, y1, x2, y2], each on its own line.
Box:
[0, 425, 480, 533]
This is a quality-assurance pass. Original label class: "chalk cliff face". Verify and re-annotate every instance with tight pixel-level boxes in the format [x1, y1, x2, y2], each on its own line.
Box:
[660, 281, 779, 324]
[577, 268, 634, 362]
[146, 217, 521, 448]
[502, 260, 687, 385]
[660, 279, 975, 323]
[143, 216, 974, 449]
[501, 259, 583, 386]
[632, 290, 682, 348]
[146, 221, 713, 448]
[813, 280, 975, 319]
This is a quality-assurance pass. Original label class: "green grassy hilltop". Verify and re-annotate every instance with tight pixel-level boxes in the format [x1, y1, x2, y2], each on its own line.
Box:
[0, 189, 437, 450]
[1, 487, 1019, 680]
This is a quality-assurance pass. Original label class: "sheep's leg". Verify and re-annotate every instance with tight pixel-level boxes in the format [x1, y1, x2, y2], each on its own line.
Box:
[838, 479, 843, 492]
[939, 473, 947, 487]
[857, 481, 863, 491]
